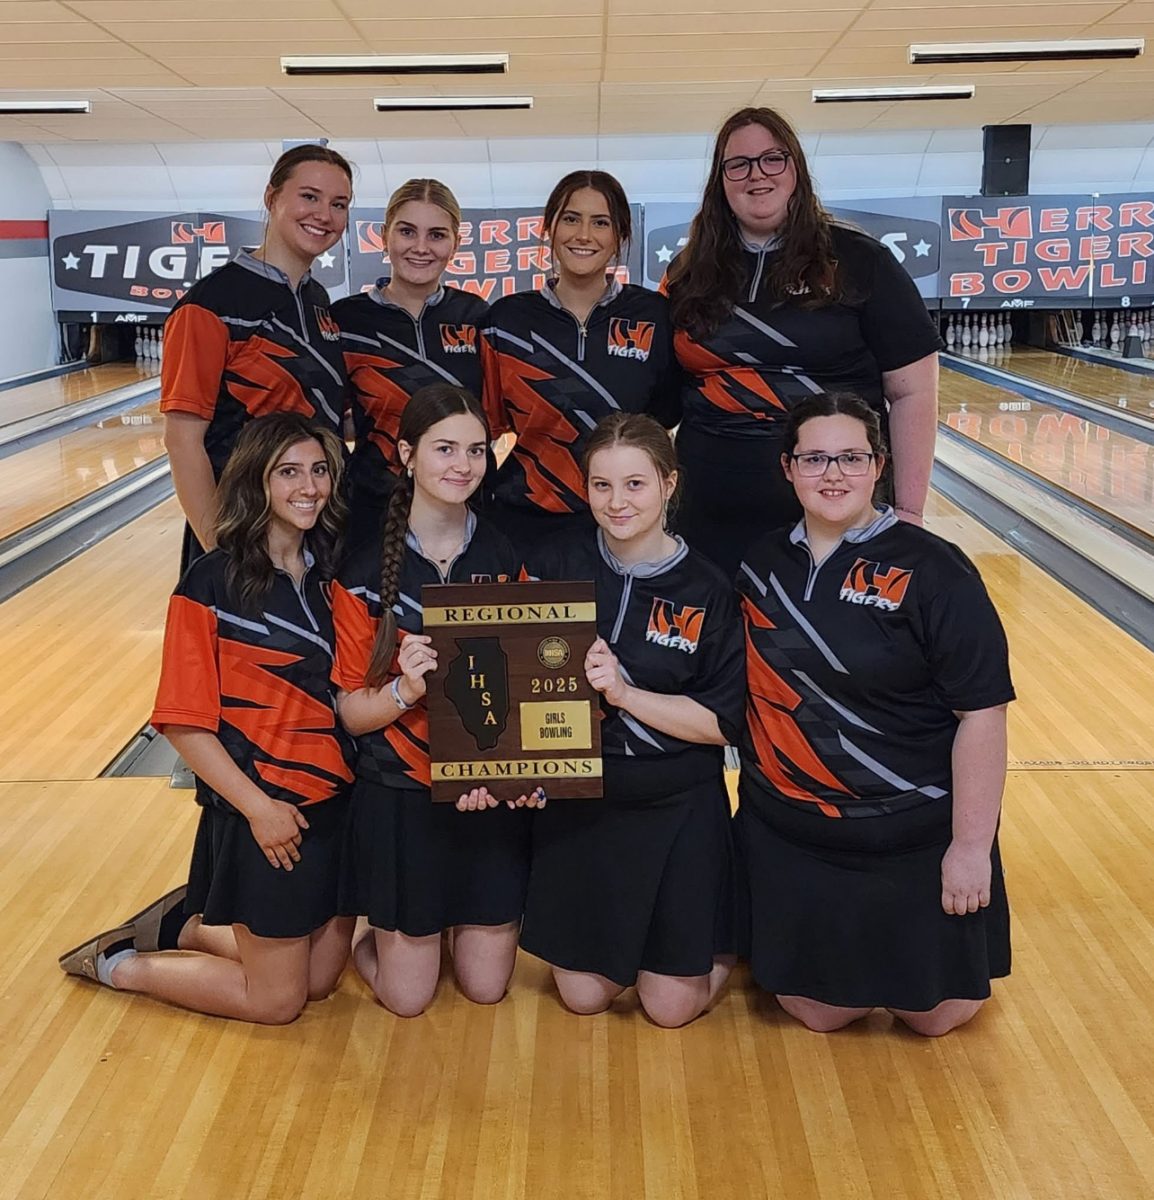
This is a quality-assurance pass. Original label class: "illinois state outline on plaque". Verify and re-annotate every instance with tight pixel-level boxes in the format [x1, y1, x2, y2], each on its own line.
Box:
[441, 637, 510, 751]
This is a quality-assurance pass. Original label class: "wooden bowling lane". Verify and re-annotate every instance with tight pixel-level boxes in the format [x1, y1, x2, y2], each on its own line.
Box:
[0, 498, 181, 782]
[1007, 346, 1154, 424]
[0, 361, 159, 428]
[0, 401, 165, 540]
[939, 370, 1154, 539]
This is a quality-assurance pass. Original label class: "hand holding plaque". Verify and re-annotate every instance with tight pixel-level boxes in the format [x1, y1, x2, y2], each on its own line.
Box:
[423, 581, 603, 803]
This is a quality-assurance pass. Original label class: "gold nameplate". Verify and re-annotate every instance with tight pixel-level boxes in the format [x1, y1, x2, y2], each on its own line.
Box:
[519, 701, 592, 751]
[430, 758, 603, 782]
[423, 601, 596, 627]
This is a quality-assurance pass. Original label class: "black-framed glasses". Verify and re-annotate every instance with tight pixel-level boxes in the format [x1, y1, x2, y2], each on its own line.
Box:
[721, 150, 792, 181]
[789, 451, 875, 477]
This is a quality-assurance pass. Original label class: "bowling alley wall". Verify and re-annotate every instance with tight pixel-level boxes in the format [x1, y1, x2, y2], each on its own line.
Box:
[5, 125, 1154, 380]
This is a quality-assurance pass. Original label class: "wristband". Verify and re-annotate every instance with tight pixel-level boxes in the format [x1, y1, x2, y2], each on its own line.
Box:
[896, 506, 923, 519]
[390, 677, 411, 711]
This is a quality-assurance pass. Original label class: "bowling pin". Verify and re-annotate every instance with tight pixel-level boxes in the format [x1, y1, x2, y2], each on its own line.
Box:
[1110, 312, 1121, 345]
[978, 313, 989, 347]
[945, 314, 955, 347]
[961, 313, 972, 347]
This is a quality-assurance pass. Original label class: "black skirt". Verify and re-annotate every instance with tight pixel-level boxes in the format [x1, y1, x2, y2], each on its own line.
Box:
[186, 797, 348, 939]
[520, 752, 736, 988]
[341, 780, 532, 937]
[734, 780, 1011, 1011]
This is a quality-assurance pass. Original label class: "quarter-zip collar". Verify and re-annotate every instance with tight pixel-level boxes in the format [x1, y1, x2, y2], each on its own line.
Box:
[541, 276, 622, 313]
[406, 508, 478, 581]
[272, 546, 321, 632]
[369, 277, 447, 312]
[789, 506, 897, 601]
[234, 247, 312, 291]
[596, 529, 689, 645]
[741, 234, 779, 303]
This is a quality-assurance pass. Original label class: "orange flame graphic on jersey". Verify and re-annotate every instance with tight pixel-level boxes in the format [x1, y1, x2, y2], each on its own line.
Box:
[440, 323, 478, 353]
[646, 597, 706, 652]
[840, 558, 913, 610]
[607, 318, 655, 360]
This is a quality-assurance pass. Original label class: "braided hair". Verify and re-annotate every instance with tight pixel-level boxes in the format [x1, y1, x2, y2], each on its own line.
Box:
[362, 383, 489, 688]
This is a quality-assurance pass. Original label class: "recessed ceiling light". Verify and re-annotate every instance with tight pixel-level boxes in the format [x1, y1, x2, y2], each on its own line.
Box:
[813, 86, 975, 103]
[281, 54, 509, 76]
[0, 99, 90, 114]
[373, 96, 533, 111]
[910, 38, 1144, 64]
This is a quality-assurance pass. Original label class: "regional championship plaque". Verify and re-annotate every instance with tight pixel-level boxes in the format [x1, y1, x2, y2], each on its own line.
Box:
[423, 581, 603, 803]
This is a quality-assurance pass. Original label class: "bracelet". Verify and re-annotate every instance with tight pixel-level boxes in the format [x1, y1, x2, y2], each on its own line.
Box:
[390, 677, 411, 711]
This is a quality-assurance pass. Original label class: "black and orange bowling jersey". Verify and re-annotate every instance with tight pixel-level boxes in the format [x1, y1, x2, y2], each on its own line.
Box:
[331, 513, 520, 790]
[150, 549, 355, 812]
[481, 280, 680, 517]
[736, 509, 1015, 819]
[673, 225, 942, 443]
[332, 281, 488, 510]
[161, 250, 348, 478]
[527, 531, 744, 771]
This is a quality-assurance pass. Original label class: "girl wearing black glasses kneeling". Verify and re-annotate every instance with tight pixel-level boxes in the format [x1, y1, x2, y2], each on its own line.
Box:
[734, 392, 1015, 1036]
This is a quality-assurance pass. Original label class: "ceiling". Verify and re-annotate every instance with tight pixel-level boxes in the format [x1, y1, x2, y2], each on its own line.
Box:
[1, 0, 1154, 144]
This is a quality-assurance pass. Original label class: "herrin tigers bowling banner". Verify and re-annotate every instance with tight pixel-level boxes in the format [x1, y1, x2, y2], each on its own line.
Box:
[940, 193, 1154, 311]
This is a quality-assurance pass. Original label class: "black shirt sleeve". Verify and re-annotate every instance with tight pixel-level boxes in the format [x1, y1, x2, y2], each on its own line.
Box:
[686, 582, 747, 742]
[846, 229, 945, 374]
[923, 565, 1016, 713]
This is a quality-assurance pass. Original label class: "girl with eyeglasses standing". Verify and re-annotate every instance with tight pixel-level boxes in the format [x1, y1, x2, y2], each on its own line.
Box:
[664, 107, 943, 577]
[734, 392, 1014, 1036]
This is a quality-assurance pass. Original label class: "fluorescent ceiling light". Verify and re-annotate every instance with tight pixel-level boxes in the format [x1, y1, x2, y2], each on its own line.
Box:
[813, 85, 974, 103]
[282, 54, 508, 76]
[374, 96, 533, 111]
[910, 38, 1144, 64]
[0, 99, 90, 114]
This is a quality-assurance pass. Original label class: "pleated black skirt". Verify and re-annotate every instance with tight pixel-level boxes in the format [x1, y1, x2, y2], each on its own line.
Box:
[734, 779, 1011, 1012]
[520, 752, 736, 988]
[340, 780, 532, 937]
[186, 797, 348, 939]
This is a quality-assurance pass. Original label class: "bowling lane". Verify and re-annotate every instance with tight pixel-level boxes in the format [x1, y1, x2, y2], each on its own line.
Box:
[939, 368, 1154, 539]
[0, 361, 159, 428]
[999, 346, 1154, 424]
[0, 401, 165, 540]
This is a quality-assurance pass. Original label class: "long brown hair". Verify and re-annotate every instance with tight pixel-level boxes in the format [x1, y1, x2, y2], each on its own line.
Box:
[363, 384, 489, 689]
[214, 414, 347, 614]
[665, 106, 838, 337]
[582, 412, 682, 522]
[543, 170, 632, 271]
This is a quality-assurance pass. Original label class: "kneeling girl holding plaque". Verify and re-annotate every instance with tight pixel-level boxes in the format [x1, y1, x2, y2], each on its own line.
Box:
[521, 413, 745, 1027]
[332, 384, 532, 1017]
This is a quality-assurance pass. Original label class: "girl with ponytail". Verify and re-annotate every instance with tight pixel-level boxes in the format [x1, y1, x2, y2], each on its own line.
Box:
[331, 383, 533, 1016]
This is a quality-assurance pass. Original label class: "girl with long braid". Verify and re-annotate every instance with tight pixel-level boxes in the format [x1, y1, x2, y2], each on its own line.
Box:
[331, 384, 533, 1016]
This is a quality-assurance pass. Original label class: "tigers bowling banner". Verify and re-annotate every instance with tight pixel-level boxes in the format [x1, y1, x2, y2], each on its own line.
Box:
[940, 193, 1154, 310]
[348, 205, 643, 298]
[49, 210, 349, 322]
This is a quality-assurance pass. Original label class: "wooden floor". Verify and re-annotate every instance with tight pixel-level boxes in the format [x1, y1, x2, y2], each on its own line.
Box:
[0, 401, 164, 539]
[999, 346, 1154, 425]
[939, 367, 1154, 538]
[2, 488, 1153, 1197]
[0, 361, 159, 428]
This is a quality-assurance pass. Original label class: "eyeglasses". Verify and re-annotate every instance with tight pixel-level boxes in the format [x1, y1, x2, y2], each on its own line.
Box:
[721, 150, 792, 181]
[789, 451, 875, 477]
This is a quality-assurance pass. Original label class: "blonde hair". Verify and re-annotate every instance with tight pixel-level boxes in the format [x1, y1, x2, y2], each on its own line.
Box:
[384, 178, 462, 242]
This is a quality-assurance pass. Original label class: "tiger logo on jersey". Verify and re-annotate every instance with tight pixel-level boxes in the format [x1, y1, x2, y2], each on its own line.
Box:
[314, 307, 341, 342]
[470, 573, 512, 583]
[646, 597, 706, 653]
[607, 318, 655, 362]
[441, 324, 478, 354]
[839, 558, 913, 611]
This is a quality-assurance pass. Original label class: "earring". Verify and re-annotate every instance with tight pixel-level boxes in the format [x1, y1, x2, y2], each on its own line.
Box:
[406, 465, 413, 478]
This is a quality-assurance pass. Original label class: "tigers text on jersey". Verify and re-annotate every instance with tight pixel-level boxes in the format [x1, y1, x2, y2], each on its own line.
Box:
[333, 282, 488, 507]
[331, 513, 521, 790]
[150, 548, 355, 812]
[736, 509, 1015, 818]
[674, 225, 943, 442]
[160, 251, 348, 479]
[526, 531, 745, 768]
[481, 281, 681, 516]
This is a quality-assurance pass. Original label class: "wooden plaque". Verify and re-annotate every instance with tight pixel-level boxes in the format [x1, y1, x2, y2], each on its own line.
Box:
[423, 580, 603, 803]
